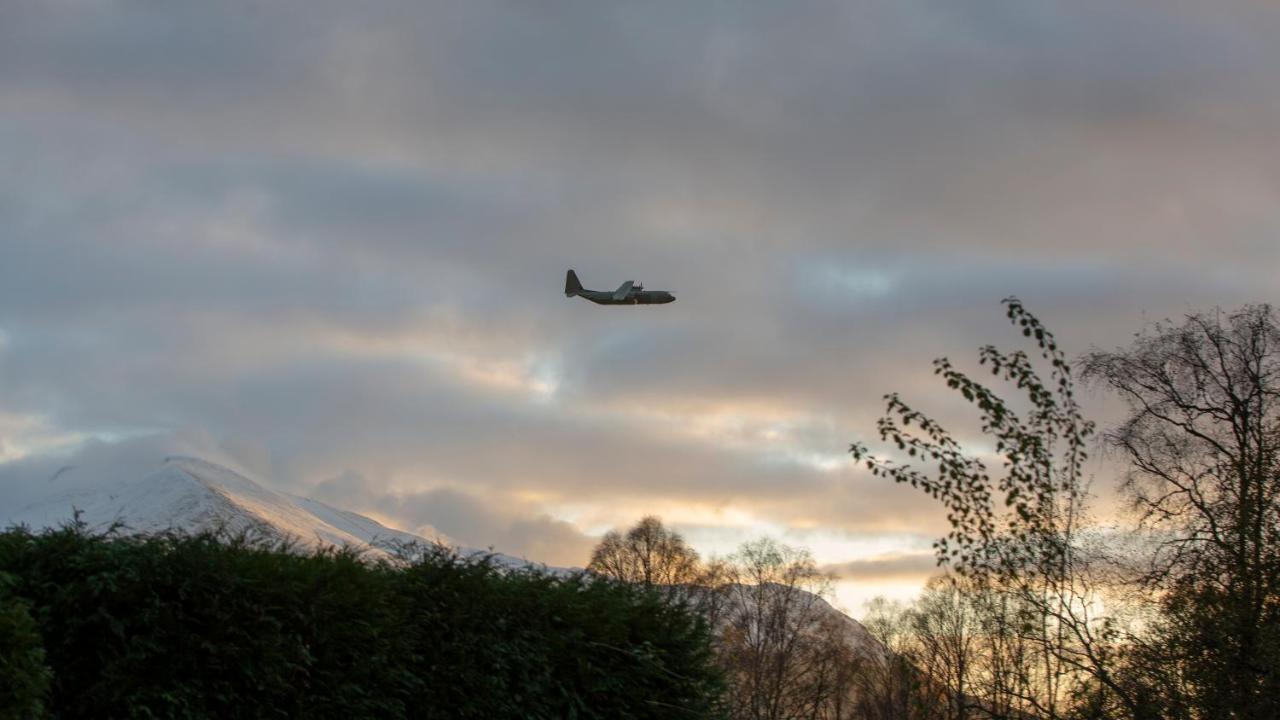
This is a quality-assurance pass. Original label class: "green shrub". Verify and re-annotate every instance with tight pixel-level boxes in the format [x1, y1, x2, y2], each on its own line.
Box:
[0, 526, 723, 719]
[393, 546, 723, 718]
[0, 570, 51, 720]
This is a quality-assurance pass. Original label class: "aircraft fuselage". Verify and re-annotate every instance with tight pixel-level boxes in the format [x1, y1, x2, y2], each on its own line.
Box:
[576, 289, 675, 305]
[565, 269, 675, 305]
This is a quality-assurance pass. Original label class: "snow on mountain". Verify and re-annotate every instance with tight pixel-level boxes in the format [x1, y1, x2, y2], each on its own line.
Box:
[2, 456, 533, 568]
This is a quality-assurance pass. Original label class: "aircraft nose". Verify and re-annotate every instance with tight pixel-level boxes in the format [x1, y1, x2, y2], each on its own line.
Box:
[661, 292, 675, 303]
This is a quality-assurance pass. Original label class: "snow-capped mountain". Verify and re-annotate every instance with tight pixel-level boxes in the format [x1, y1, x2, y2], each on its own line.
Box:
[2, 456, 531, 568]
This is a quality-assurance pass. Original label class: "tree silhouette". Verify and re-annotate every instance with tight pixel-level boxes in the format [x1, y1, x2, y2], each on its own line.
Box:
[1082, 304, 1280, 720]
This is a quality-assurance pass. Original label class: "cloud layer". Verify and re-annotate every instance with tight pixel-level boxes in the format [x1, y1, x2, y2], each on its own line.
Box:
[3, 1, 1278, 604]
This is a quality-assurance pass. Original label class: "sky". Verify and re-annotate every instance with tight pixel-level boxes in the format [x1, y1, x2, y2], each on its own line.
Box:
[2, 0, 1279, 614]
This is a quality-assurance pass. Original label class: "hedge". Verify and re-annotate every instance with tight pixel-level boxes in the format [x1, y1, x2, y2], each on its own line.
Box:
[0, 526, 723, 719]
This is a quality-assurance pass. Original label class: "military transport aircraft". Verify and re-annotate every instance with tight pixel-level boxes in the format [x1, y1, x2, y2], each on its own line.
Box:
[564, 269, 675, 305]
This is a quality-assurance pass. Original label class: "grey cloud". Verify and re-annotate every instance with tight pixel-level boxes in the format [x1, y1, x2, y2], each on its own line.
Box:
[0, 432, 266, 519]
[1, 0, 1278, 570]
[310, 470, 596, 567]
[385, 487, 596, 568]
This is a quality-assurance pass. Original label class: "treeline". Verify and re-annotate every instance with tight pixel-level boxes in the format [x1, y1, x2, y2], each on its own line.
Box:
[846, 301, 1280, 720]
[0, 527, 723, 719]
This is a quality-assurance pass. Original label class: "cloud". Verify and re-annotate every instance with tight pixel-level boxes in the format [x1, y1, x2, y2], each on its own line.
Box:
[822, 552, 942, 583]
[0, 432, 262, 519]
[1, 0, 1278, 592]
[309, 469, 596, 567]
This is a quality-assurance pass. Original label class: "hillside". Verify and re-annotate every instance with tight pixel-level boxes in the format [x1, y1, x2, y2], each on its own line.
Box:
[2, 456, 531, 568]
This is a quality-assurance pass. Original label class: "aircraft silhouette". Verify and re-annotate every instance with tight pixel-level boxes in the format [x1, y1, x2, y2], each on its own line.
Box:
[564, 269, 675, 305]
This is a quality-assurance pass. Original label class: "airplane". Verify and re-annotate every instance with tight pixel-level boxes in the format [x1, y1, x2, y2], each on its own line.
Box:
[564, 269, 675, 305]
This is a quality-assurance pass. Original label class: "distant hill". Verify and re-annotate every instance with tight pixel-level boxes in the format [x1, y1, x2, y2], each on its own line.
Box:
[2, 456, 535, 569]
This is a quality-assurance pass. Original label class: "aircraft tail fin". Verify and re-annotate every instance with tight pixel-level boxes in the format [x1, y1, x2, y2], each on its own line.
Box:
[565, 269, 584, 297]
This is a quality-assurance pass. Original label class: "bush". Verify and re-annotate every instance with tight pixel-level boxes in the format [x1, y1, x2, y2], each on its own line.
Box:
[0, 570, 51, 720]
[0, 526, 723, 719]
[393, 546, 722, 718]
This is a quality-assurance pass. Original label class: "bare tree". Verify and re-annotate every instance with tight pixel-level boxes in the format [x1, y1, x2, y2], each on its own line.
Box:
[910, 576, 980, 720]
[588, 515, 704, 603]
[1082, 304, 1280, 720]
[857, 597, 934, 720]
[968, 580, 1046, 720]
[858, 576, 1083, 720]
[717, 538, 859, 720]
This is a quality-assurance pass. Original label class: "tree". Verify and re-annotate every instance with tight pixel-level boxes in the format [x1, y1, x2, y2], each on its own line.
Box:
[857, 597, 933, 720]
[858, 576, 1054, 720]
[909, 576, 979, 720]
[1081, 304, 1280, 720]
[716, 538, 857, 720]
[587, 516, 704, 604]
[850, 299, 1127, 719]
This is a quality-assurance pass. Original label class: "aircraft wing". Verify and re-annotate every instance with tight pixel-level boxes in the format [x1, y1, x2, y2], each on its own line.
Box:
[611, 281, 634, 300]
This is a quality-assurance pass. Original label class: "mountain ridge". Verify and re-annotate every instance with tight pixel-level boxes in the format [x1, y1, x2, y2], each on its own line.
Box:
[3, 455, 532, 568]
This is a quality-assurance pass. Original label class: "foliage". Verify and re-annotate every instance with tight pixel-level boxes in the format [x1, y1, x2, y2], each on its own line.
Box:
[0, 571, 51, 720]
[850, 299, 1118, 719]
[0, 524, 725, 719]
[851, 297, 1093, 581]
[394, 544, 724, 719]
